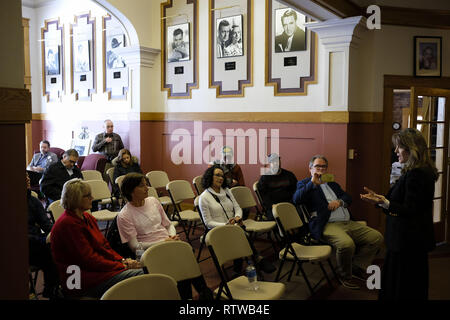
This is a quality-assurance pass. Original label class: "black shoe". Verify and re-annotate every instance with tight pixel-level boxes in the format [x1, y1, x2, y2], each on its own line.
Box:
[257, 258, 276, 274]
[338, 277, 360, 290]
[352, 267, 369, 282]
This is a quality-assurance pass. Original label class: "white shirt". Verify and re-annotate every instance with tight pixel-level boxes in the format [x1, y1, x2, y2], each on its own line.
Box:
[320, 183, 350, 222]
[199, 187, 242, 229]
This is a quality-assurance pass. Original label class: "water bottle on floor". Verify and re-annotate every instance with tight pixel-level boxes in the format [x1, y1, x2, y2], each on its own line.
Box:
[135, 242, 144, 262]
[246, 262, 259, 291]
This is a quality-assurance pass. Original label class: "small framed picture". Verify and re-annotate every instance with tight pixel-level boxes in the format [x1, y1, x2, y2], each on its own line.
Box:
[274, 8, 306, 53]
[74, 40, 91, 73]
[414, 36, 442, 77]
[216, 15, 243, 58]
[70, 139, 91, 157]
[167, 23, 190, 63]
[106, 34, 126, 69]
[45, 45, 60, 75]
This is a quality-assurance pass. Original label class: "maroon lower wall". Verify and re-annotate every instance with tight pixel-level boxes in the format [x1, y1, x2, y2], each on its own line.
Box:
[32, 119, 385, 232]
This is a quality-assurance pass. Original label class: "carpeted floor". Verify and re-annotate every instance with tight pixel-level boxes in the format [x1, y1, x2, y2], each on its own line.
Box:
[32, 220, 450, 300]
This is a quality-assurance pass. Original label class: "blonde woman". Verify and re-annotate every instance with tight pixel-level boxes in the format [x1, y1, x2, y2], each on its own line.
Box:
[51, 178, 143, 298]
[361, 128, 438, 299]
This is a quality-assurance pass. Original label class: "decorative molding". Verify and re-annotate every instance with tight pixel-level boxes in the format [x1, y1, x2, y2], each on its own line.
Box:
[139, 111, 383, 123]
[209, 0, 253, 98]
[161, 0, 199, 99]
[0, 88, 31, 124]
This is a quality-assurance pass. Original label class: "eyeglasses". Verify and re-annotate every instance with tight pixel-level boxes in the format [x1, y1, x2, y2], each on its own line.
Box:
[69, 160, 76, 165]
[313, 165, 328, 169]
[214, 174, 224, 178]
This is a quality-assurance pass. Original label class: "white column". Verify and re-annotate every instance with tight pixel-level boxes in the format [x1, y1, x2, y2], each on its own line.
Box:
[306, 16, 367, 110]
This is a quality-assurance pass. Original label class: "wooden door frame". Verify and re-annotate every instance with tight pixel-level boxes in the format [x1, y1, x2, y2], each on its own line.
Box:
[383, 75, 450, 243]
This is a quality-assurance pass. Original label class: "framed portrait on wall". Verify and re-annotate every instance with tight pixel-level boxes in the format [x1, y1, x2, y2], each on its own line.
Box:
[45, 45, 60, 75]
[74, 40, 91, 73]
[167, 23, 190, 63]
[216, 15, 244, 58]
[274, 8, 306, 53]
[106, 34, 126, 69]
[414, 36, 442, 77]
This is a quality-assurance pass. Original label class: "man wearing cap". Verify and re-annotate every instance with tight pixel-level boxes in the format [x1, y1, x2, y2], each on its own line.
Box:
[293, 155, 383, 290]
[257, 153, 298, 221]
[211, 146, 245, 188]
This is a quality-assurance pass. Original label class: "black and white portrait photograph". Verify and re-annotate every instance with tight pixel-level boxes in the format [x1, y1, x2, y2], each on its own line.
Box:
[106, 34, 126, 69]
[274, 8, 306, 53]
[415, 36, 442, 77]
[167, 23, 190, 63]
[216, 15, 244, 58]
[45, 45, 60, 75]
[74, 40, 91, 73]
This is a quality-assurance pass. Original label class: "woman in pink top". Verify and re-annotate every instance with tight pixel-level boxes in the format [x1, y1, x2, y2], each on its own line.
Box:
[117, 173, 213, 300]
[117, 173, 179, 253]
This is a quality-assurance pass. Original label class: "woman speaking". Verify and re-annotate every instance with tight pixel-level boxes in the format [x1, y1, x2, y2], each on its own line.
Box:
[361, 128, 437, 299]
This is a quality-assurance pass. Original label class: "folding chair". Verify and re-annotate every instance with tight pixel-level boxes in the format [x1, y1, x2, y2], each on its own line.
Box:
[141, 241, 209, 299]
[166, 180, 202, 244]
[145, 171, 172, 208]
[229, 186, 280, 253]
[100, 274, 181, 300]
[84, 180, 118, 229]
[192, 175, 204, 195]
[48, 199, 65, 223]
[194, 196, 211, 262]
[272, 202, 336, 295]
[252, 181, 269, 219]
[206, 225, 285, 300]
[81, 170, 103, 181]
[148, 186, 178, 229]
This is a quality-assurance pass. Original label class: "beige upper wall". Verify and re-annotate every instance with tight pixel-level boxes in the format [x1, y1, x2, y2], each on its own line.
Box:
[0, 0, 24, 89]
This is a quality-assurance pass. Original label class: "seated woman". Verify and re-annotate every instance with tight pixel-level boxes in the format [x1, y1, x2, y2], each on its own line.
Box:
[51, 178, 143, 299]
[198, 164, 276, 274]
[26, 172, 61, 299]
[117, 172, 212, 300]
[113, 149, 142, 183]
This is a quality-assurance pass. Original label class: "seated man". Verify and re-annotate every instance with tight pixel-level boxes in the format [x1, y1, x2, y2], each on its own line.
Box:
[27, 140, 58, 186]
[40, 149, 83, 204]
[257, 153, 297, 220]
[210, 146, 245, 188]
[293, 155, 383, 289]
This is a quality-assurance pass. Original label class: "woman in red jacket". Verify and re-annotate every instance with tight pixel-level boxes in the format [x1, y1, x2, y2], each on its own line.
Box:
[51, 178, 143, 299]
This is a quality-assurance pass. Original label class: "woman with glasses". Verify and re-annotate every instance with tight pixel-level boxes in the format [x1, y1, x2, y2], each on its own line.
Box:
[51, 178, 143, 299]
[199, 164, 276, 274]
[361, 128, 437, 299]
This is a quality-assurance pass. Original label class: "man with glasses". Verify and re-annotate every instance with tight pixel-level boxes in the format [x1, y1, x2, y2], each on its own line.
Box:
[293, 155, 383, 290]
[41, 149, 83, 204]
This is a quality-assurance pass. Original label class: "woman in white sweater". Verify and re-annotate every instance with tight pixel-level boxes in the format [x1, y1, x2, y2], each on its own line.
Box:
[199, 164, 276, 274]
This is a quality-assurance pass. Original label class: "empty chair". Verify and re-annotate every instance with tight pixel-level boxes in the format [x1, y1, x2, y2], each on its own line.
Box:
[82, 170, 103, 181]
[146, 171, 172, 207]
[252, 181, 269, 219]
[80, 154, 107, 174]
[194, 196, 211, 262]
[115, 175, 126, 190]
[48, 147, 65, 160]
[230, 186, 279, 253]
[100, 274, 181, 300]
[106, 167, 115, 186]
[84, 180, 118, 224]
[166, 180, 201, 243]
[206, 225, 285, 300]
[192, 175, 204, 195]
[141, 241, 211, 299]
[272, 202, 336, 295]
[48, 199, 64, 223]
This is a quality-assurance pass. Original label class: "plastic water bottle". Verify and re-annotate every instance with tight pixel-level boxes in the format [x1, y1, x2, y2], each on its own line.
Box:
[246, 262, 259, 291]
[135, 242, 144, 262]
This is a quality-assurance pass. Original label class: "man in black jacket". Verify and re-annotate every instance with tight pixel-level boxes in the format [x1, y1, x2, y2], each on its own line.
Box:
[40, 149, 83, 203]
[275, 9, 306, 52]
